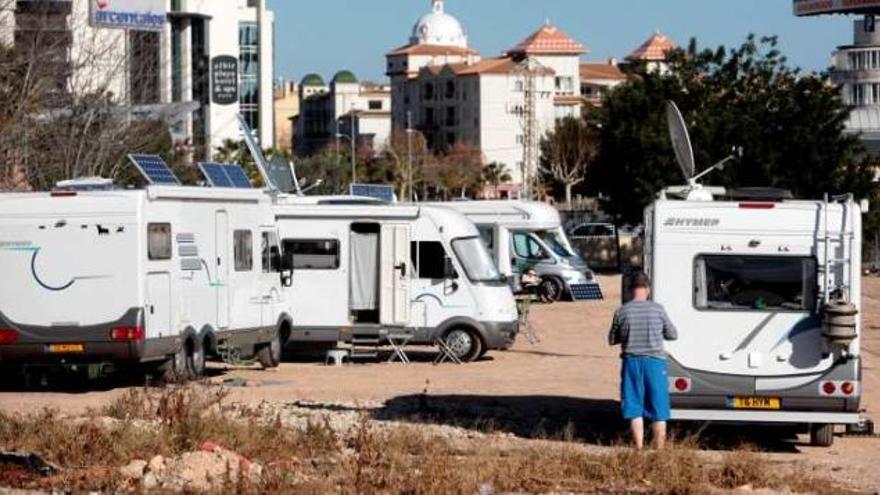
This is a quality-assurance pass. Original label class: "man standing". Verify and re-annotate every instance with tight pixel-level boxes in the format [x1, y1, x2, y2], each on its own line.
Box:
[608, 272, 678, 449]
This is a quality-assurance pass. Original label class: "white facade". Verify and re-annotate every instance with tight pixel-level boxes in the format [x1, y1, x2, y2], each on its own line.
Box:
[294, 73, 392, 155]
[387, 1, 590, 187]
[833, 18, 880, 106]
[6, 0, 275, 158]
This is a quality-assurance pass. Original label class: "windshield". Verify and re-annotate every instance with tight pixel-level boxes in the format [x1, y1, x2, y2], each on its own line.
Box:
[452, 237, 503, 283]
[694, 255, 817, 312]
[537, 230, 574, 258]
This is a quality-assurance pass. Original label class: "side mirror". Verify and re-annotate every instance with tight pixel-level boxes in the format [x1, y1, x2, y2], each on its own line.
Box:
[444, 257, 457, 279]
[280, 269, 293, 288]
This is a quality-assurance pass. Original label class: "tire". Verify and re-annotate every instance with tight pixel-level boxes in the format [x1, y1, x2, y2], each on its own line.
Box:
[186, 338, 206, 379]
[444, 328, 483, 363]
[810, 424, 835, 447]
[257, 329, 282, 369]
[541, 276, 565, 302]
[158, 345, 188, 383]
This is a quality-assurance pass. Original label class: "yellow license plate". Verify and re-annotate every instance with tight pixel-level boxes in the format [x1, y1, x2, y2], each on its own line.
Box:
[731, 397, 781, 410]
[48, 344, 85, 354]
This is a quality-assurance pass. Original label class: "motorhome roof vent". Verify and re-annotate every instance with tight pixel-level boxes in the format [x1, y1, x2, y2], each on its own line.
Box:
[53, 177, 115, 191]
[725, 188, 793, 202]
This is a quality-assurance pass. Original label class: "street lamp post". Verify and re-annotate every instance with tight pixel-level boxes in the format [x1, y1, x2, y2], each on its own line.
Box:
[336, 109, 357, 188]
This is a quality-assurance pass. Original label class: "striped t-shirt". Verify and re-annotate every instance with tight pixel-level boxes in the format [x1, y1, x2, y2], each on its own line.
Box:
[608, 300, 678, 358]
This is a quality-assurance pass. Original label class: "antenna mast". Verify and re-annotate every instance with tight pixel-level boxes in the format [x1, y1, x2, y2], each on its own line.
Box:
[515, 57, 541, 200]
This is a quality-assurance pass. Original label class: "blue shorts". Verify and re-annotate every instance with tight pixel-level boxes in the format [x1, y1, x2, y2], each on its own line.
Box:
[620, 356, 671, 422]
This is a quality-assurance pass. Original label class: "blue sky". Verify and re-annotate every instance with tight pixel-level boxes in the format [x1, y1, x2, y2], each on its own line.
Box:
[268, 0, 853, 83]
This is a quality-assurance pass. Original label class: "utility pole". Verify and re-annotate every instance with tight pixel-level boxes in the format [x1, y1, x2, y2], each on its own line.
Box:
[350, 108, 356, 185]
[514, 57, 540, 200]
[406, 111, 414, 202]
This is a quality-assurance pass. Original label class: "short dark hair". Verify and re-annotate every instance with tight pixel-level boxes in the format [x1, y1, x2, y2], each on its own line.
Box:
[630, 272, 651, 290]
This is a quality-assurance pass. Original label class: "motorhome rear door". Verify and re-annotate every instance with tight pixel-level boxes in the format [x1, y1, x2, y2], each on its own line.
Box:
[215, 211, 230, 329]
[146, 272, 171, 338]
[380, 224, 411, 326]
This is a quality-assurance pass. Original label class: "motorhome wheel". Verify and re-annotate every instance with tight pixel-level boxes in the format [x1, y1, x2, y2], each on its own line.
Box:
[444, 329, 482, 362]
[257, 331, 283, 369]
[186, 339, 206, 378]
[810, 424, 835, 447]
[541, 277, 565, 302]
[158, 346, 188, 383]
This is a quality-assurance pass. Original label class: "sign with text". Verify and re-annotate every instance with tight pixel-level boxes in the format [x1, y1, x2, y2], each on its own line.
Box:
[794, 0, 880, 15]
[212, 56, 239, 106]
[91, 0, 166, 31]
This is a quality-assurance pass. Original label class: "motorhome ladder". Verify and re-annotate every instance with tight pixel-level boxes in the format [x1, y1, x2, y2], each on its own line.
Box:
[820, 195, 856, 304]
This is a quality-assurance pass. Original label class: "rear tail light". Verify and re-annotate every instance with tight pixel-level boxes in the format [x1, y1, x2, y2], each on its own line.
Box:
[820, 381, 859, 397]
[821, 381, 837, 396]
[670, 377, 692, 393]
[110, 326, 145, 342]
[0, 329, 18, 344]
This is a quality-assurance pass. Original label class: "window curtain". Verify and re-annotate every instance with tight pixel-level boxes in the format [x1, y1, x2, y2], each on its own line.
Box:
[350, 232, 379, 310]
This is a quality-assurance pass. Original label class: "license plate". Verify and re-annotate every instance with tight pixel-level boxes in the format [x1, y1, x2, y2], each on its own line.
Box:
[730, 396, 781, 410]
[48, 344, 85, 354]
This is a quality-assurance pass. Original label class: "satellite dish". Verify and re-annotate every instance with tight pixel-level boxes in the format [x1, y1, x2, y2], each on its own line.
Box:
[666, 101, 696, 181]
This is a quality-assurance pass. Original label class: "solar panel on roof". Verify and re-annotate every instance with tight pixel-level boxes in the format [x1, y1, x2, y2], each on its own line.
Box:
[350, 184, 395, 204]
[199, 162, 234, 188]
[570, 283, 604, 301]
[223, 164, 252, 188]
[128, 154, 180, 185]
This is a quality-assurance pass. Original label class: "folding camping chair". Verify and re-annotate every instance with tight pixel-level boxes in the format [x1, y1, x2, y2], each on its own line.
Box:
[386, 333, 413, 364]
[516, 294, 540, 344]
[433, 338, 463, 365]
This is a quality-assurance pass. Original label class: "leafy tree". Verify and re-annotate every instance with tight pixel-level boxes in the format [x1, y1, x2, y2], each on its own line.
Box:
[592, 35, 876, 225]
[482, 162, 512, 198]
[540, 117, 599, 207]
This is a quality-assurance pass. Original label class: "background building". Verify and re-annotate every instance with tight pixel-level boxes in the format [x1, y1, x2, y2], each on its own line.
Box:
[6, 0, 276, 159]
[274, 78, 300, 154]
[294, 71, 391, 156]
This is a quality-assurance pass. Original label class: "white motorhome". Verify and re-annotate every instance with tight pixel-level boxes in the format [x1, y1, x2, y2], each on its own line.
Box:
[429, 201, 596, 301]
[0, 186, 293, 378]
[646, 192, 864, 446]
[273, 196, 519, 362]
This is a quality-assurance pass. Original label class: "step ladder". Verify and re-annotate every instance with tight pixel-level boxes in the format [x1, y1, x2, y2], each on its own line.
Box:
[819, 194, 857, 305]
[348, 330, 382, 361]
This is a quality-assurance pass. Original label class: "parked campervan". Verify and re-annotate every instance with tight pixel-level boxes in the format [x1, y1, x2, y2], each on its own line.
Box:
[428, 201, 596, 301]
[273, 196, 519, 362]
[0, 184, 293, 379]
[646, 190, 866, 446]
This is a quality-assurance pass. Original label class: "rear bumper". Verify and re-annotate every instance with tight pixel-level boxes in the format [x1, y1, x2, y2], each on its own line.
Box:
[668, 356, 862, 424]
[0, 308, 171, 366]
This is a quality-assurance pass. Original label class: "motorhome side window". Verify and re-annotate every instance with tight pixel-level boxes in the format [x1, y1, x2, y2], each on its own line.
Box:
[261, 232, 282, 273]
[411, 241, 457, 279]
[234, 230, 253, 271]
[147, 223, 172, 260]
[283, 239, 339, 270]
[693, 255, 818, 312]
[512, 233, 548, 260]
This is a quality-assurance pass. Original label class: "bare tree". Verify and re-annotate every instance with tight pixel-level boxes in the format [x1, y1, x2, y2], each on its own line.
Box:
[0, 0, 177, 191]
[381, 128, 428, 200]
[540, 117, 599, 207]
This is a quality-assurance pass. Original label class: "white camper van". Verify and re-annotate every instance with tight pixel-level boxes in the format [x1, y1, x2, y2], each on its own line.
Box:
[273, 196, 519, 362]
[0, 186, 293, 378]
[429, 201, 595, 301]
[646, 192, 864, 446]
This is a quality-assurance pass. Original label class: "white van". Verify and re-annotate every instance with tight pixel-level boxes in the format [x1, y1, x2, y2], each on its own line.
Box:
[646, 191, 864, 446]
[273, 196, 519, 362]
[0, 186, 293, 378]
[428, 201, 596, 301]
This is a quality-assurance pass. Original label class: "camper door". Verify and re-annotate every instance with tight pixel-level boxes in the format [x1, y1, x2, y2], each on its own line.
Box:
[380, 224, 411, 326]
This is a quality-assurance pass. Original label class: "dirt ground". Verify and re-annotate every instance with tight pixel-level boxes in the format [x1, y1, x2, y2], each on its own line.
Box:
[1, 275, 879, 491]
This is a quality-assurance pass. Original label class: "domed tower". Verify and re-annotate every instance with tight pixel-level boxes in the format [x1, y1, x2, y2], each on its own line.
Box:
[410, 0, 468, 48]
[386, 0, 479, 131]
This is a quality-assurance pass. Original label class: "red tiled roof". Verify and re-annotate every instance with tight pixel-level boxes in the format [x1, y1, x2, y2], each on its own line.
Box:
[627, 32, 676, 62]
[579, 62, 626, 81]
[508, 24, 587, 56]
[387, 43, 479, 57]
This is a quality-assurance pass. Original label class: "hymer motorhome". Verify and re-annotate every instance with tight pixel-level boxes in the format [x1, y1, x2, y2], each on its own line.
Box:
[0, 167, 292, 379]
[429, 201, 596, 301]
[649, 102, 868, 446]
[273, 196, 519, 362]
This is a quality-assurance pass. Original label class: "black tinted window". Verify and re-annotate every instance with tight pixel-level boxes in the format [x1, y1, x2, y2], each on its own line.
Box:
[411, 241, 454, 279]
[284, 239, 339, 270]
[694, 255, 817, 312]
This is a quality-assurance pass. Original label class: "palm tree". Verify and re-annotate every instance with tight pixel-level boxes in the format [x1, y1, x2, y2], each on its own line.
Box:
[482, 162, 512, 199]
